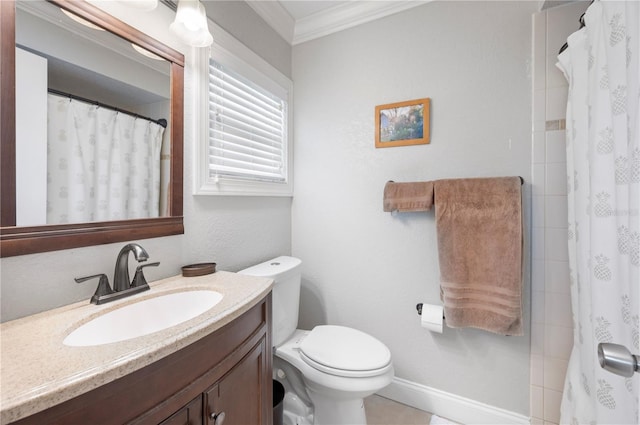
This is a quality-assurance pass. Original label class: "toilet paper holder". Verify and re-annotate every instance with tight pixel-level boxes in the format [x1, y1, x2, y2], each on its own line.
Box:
[416, 303, 445, 319]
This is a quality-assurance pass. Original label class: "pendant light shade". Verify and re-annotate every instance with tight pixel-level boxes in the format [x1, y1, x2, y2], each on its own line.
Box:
[170, 0, 213, 47]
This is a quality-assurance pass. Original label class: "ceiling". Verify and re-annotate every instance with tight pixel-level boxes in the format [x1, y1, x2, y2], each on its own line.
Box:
[246, 0, 431, 45]
[279, 1, 348, 19]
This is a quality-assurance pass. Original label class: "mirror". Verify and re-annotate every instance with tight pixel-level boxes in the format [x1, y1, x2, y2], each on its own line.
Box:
[0, 0, 184, 257]
[16, 1, 172, 226]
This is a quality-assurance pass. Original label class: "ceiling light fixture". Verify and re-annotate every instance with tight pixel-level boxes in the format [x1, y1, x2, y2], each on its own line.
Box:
[169, 0, 213, 47]
[60, 8, 105, 31]
[131, 43, 164, 60]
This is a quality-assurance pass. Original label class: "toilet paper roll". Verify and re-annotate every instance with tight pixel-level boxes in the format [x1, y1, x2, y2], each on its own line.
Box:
[420, 303, 444, 333]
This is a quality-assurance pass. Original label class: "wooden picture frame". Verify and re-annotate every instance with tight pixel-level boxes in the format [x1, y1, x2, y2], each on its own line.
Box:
[375, 98, 430, 148]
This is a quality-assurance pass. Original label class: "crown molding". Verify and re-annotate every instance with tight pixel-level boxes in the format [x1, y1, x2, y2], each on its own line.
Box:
[247, 1, 430, 46]
[292, 1, 431, 45]
[246, 1, 295, 44]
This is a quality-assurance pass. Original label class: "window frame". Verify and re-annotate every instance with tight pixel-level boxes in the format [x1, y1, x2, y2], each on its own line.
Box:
[194, 40, 293, 197]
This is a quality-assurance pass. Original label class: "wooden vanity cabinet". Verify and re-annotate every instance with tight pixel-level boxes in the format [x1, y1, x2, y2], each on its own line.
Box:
[13, 294, 273, 425]
[204, 339, 267, 425]
[159, 396, 203, 425]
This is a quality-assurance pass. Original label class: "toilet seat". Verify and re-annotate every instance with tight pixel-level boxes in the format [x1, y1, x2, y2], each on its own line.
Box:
[298, 325, 392, 378]
[275, 328, 395, 425]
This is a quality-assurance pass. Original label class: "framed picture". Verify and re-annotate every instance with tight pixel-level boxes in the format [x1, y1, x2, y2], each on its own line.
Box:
[375, 98, 430, 148]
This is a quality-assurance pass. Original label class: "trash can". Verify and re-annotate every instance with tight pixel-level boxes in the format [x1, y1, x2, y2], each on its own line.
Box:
[273, 380, 285, 425]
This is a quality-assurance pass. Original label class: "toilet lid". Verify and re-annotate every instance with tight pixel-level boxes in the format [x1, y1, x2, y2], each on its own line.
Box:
[299, 325, 391, 377]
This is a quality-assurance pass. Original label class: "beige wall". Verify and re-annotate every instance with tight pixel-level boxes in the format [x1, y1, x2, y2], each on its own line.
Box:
[292, 1, 537, 419]
[202, 0, 291, 79]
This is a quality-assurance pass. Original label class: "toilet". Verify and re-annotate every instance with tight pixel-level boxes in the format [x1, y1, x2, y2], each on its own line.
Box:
[239, 256, 394, 425]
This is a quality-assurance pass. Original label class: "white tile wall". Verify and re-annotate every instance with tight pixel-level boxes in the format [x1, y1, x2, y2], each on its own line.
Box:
[531, 322, 545, 355]
[545, 88, 569, 120]
[532, 163, 546, 196]
[545, 196, 568, 229]
[543, 388, 563, 423]
[531, 385, 544, 418]
[530, 2, 590, 424]
[545, 260, 571, 293]
[545, 163, 568, 196]
[545, 228, 569, 262]
[533, 132, 546, 164]
[545, 131, 567, 163]
[545, 291, 572, 326]
[544, 357, 569, 391]
[544, 325, 573, 358]
[532, 289, 546, 324]
[532, 259, 546, 291]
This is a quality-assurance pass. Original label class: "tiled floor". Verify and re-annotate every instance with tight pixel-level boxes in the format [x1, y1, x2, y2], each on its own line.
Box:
[364, 395, 432, 425]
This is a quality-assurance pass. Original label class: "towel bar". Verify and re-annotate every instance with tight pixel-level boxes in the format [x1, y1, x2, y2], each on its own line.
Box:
[389, 177, 524, 186]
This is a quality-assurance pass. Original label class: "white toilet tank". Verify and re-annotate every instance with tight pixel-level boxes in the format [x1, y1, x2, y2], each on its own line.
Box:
[238, 256, 302, 347]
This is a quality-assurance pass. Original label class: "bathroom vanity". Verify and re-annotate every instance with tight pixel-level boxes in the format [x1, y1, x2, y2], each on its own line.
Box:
[0, 272, 273, 425]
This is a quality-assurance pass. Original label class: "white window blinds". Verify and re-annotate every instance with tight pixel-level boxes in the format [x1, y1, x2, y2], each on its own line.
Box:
[208, 59, 288, 183]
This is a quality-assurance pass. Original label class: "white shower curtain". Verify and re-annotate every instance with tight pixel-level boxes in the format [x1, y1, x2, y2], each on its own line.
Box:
[557, 1, 639, 424]
[47, 94, 165, 223]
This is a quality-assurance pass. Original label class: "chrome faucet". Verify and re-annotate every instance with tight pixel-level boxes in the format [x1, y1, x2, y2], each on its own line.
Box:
[113, 243, 149, 292]
[75, 243, 159, 305]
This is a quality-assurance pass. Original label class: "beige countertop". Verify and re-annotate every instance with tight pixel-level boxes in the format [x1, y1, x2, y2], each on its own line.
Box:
[0, 271, 273, 424]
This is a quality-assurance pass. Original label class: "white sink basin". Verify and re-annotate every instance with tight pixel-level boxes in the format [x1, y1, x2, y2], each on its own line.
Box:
[63, 290, 224, 347]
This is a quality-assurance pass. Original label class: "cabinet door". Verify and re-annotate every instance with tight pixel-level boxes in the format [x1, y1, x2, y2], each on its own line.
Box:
[160, 396, 204, 425]
[205, 340, 269, 425]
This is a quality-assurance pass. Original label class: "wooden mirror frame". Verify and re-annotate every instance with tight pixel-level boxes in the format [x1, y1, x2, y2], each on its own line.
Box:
[0, 0, 184, 257]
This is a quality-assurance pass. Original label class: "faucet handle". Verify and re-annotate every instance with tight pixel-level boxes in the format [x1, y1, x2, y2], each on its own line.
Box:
[131, 262, 160, 288]
[75, 274, 113, 304]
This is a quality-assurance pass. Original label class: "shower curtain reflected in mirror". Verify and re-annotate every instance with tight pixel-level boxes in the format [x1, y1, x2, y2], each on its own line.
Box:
[557, 2, 639, 424]
[46, 94, 165, 224]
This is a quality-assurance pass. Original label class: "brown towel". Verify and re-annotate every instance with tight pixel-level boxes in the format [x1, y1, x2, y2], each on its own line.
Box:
[434, 177, 523, 336]
[383, 181, 434, 212]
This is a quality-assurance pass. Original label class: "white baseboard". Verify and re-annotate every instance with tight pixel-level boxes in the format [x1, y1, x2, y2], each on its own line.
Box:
[376, 377, 531, 425]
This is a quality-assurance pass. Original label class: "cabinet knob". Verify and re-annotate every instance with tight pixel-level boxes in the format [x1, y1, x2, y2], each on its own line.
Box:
[210, 411, 225, 425]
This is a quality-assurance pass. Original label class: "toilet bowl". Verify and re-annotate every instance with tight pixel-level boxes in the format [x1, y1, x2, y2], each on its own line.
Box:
[239, 256, 394, 425]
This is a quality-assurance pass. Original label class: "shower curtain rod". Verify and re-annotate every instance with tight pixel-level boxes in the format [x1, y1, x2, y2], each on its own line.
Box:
[558, 0, 594, 54]
[47, 88, 167, 128]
